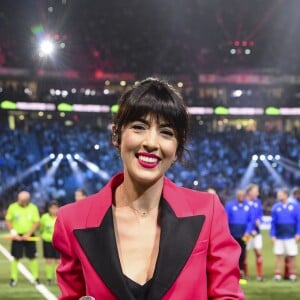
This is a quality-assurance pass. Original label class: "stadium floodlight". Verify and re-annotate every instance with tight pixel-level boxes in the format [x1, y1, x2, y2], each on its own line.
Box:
[57, 153, 64, 160]
[39, 39, 55, 56]
[232, 90, 243, 97]
[66, 154, 72, 160]
[259, 155, 266, 161]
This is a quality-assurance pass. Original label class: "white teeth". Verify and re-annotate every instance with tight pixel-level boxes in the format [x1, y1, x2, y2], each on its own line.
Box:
[139, 155, 158, 163]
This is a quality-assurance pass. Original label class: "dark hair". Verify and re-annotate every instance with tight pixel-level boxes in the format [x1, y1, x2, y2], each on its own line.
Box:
[48, 200, 59, 208]
[112, 78, 188, 160]
[75, 188, 88, 196]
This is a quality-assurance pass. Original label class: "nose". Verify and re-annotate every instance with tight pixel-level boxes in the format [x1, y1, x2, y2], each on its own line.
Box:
[142, 128, 159, 151]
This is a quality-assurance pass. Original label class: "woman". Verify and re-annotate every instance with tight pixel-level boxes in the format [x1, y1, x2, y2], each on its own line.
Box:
[53, 78, 244, 299]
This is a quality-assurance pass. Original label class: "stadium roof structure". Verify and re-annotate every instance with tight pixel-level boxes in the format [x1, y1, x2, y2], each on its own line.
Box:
[0, 0, 300, 77]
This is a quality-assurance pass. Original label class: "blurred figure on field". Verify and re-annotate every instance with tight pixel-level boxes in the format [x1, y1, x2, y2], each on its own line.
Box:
[40, 200, 60, 285]
[288, 186, 300, 205]
[207, 187, 217, 194]
[271, 188, 300, 281]
[285, 186, 300, 278]
[5, 191, 40, 286]
[74, 188, 88, 202]
[225, 189, 253, 283]
[245, 183, 264, 281]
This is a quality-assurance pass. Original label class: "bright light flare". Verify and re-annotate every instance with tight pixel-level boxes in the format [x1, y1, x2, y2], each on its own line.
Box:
[39, 39, 55, 56]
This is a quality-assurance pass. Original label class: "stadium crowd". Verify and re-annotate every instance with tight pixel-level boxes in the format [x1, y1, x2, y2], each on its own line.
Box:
[0, 119, 299, 216]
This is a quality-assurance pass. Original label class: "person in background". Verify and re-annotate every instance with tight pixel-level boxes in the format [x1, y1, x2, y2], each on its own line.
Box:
[245, 183, 264, 281]
[74, 188, 88, 201]
[288, 186, 300, 205]
[53, 78, 244, 300]
[284, 186, 300, 278]
[5, 191, 40, 286]
[225, 189, 253, 284]
[206, 187, 217, 194]
[271, 188, 300, 281]
[40, 200, 60, 285]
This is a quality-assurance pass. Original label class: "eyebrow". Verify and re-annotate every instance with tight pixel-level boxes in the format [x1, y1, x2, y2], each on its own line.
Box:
[135, 117, 173, 128]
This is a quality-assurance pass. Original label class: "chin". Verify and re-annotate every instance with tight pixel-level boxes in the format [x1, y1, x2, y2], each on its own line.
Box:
[132, 171, 164, 186]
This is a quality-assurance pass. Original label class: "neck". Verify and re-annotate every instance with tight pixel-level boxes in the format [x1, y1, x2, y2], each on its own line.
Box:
[115, 174, 163, 212]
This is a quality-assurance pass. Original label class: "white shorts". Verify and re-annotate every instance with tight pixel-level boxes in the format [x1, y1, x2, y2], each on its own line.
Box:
[247, 234, 263, 250]
[273, 239, 298, 256]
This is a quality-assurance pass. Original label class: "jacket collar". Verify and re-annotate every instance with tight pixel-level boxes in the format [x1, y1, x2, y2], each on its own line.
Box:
[74, 173, 205, 299]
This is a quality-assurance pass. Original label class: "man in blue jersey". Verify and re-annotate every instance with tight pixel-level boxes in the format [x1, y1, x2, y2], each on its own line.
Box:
[245, 183, 264, 281]
[225, 189, 253, 283]
[271, 188, 300, 281]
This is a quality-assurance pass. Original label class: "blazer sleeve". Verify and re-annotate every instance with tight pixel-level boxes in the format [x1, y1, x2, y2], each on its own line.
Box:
[206, 195, 245, 300]
[53, 209, 86, 300]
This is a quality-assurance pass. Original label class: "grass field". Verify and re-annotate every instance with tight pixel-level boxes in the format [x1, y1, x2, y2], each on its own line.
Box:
[0, 230, 300, 299]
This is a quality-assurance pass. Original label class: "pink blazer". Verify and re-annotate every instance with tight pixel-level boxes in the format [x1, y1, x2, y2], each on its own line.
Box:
[53, 173, 245, 300]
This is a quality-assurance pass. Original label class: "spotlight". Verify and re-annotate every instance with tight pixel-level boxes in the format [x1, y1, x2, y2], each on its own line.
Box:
[66, 154, 72, 160]
[232, 90, 243, 97]
[252, 155, 258, 161]
[267, 155, 273, 161]
[94, 144, 100, 150]
[230, 48, 237, 55]
[259, 155, 266, 161]
[49, 153, 55, 159]
[62, 90, 68, 98]
[74, 154, 80, 160]
[193, 180, 199, 186]
[275, 155, 281, 160]
[57, 153, 64, 160]
[39, 39, 55, 56]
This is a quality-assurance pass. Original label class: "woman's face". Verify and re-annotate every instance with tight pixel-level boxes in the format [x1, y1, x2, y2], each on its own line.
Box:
[118, 114, 178, 186]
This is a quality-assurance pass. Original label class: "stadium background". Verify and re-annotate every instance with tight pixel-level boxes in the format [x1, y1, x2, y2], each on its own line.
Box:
[0, 0, 300, 299]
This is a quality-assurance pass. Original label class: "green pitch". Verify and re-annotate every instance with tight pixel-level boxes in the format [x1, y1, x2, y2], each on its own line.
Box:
[0, 230, 300, 299]
[241, 230, 300, 300]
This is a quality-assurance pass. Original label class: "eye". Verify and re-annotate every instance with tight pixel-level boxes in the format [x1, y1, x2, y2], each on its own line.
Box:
[161, 128, 175, 137]
[131, 123, 146, 131]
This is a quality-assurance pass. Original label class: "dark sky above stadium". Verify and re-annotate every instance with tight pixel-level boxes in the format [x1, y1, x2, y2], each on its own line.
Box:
[0, 0, 300, 76]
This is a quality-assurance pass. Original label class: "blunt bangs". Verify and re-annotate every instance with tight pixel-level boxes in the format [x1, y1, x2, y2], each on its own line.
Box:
[113, 78, 188, 159]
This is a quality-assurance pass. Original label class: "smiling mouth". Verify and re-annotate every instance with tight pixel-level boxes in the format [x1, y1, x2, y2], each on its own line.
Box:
[136, 153, 160, 168]
[138, 155, 159, 163]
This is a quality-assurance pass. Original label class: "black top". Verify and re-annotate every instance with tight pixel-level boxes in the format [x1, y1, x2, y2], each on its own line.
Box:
[124, 275, 153, 300]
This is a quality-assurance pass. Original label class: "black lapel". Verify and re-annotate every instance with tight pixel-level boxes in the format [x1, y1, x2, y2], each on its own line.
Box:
[148, 200, 205, 300]
[74, 208, 135, 300]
